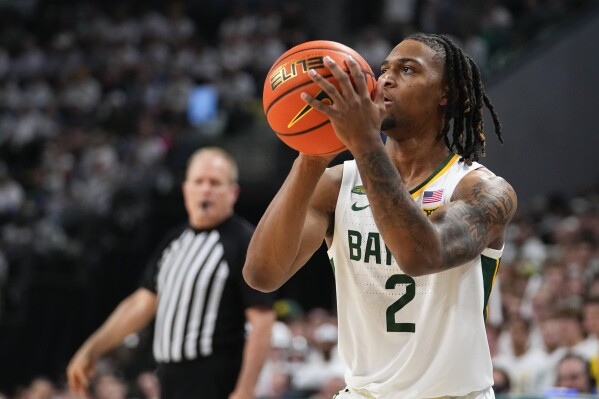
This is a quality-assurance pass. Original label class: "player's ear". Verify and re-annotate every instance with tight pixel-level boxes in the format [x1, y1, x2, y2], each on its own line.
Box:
[439, 85, 448, 106]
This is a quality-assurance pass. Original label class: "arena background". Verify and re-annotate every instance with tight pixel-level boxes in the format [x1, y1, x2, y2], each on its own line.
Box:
[0, 0, 598, 397]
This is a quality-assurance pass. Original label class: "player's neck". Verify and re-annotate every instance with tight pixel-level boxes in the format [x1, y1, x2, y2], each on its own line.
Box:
[385, 136, 450, 189]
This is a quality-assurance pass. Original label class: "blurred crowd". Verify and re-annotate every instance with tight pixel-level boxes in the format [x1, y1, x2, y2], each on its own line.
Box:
[489, 189, 599, 397]
[0, 0, 598, 398]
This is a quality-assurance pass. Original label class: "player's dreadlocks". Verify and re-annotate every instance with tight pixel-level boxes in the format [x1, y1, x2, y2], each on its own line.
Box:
[406, 33, 502, 165]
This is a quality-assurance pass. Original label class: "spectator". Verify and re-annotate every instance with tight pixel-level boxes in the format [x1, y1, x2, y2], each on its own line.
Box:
[493, 366, 512, 396]
[581, 296, 599, 358]
[555, 353, 594, 394]
[353, 25, 393, 73]
[135, 370, 160, 399]
[539, 312, 568, 391]
[591, 353, 599, 393]
[90, 372, 128, 399]
[291, 322, 347, 395]
[494, 316, 548, 395]
[59, 67, 102, 115]
[309, 376, 347, 399]
[0, 163, 25, 217]
[555, 305, 589, 358]
[255, 320, 294, 398]
[25, 377, 56, 399]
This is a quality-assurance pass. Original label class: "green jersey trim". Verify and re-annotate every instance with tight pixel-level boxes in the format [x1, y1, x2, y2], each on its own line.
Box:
[481, 254, 500, 320]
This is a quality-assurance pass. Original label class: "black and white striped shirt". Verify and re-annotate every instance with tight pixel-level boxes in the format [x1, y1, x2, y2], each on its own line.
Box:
[141, 215, 274, 363]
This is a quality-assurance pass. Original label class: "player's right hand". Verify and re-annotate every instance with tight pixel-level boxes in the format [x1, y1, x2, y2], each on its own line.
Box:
[66, 350, 95, 398]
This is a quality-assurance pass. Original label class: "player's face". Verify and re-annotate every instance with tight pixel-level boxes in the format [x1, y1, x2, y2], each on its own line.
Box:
[183, 154, 239, 229]
[377, 39, 447, 135]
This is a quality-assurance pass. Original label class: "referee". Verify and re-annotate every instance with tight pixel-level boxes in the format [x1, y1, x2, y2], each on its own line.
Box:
[67, 147, 276, 399]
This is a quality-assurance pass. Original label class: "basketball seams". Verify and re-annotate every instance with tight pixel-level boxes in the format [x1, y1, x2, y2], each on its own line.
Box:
[264, 48, 373, 97]
[275, 120, 331, 136]
[266, 43, 364, 75]
[264, 41, 375, 155]
[267, 49, 362, 75]
[264, 71, 377, 115]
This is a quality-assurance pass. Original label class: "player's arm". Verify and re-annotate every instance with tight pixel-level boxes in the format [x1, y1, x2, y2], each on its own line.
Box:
[300, 55, 517, 276]
[67, 288, 157, 398]
[243, 156, 340, 292]
[428, 170, 517, 271]
[356, 156, 516, 276]
[229, 306, 276, 399]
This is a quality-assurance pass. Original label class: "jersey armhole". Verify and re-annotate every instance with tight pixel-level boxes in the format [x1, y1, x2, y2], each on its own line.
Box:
[481, 246, 503, 260]
[327, 160, 355, 259]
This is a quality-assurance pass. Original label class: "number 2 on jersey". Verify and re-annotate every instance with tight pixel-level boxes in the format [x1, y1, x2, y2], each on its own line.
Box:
[385, 274, 416, 332]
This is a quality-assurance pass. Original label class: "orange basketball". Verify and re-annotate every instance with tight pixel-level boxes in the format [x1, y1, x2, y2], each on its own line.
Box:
[263, 40, 377, 156]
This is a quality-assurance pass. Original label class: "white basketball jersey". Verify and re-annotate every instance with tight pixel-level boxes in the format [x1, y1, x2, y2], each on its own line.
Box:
[327, 153, 501, 399]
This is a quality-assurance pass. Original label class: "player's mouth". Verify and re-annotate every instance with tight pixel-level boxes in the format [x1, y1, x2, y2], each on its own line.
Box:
[383, 93, 393, 106]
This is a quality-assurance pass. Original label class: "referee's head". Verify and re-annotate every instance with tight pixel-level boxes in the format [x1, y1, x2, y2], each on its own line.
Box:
[183, 147, 240, 230]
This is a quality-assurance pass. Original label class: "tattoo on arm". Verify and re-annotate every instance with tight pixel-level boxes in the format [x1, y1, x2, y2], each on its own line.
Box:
[358, 151, 516, 269]
[437, 180, 516, 265]
[358, 151, 438, 253]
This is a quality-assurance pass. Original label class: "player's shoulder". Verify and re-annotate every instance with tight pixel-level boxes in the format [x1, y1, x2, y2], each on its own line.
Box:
[453, 166, 518, 218]
[312, 163, 344, 213]
[323, 163, 344, 187]
[458, 166, 514, 191]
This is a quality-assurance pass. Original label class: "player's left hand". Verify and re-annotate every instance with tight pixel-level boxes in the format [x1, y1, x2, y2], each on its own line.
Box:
[301, 54, 385, 155]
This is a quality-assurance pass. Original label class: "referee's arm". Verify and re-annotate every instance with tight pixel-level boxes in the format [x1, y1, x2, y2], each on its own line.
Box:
[66, 288, 157, 397]
[230, 306, 275, 399]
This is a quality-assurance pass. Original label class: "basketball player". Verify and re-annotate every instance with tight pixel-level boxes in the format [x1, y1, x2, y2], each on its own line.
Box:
[244, 33, 517, 399]
[67, 147, 276, 399]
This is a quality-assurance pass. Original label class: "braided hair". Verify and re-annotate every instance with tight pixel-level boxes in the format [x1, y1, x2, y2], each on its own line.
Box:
[406, 33, 502, 165]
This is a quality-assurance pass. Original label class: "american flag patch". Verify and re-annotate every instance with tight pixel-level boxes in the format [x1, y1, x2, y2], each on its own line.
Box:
[422, 189, 444, 204]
